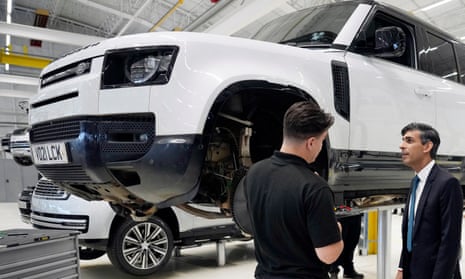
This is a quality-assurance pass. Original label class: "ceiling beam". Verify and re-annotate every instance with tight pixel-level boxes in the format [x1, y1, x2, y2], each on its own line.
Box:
[117, 0, 152, 36]
[0, 89, 36, 99]
[76, 0, 163, 31]
[0, 50, 52, 69]
[0, 74, 38, 86]
[0, 21, 103, 46]
[184, 0, 235, 32]
[204, 0, 293, 35]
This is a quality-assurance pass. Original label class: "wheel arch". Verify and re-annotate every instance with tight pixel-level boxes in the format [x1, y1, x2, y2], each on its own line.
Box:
[201, 79, 331, 173]
[109, 207, 180, 242]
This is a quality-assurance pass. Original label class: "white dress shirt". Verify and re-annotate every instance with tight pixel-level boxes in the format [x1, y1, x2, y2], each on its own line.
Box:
[413, 159, 435, 216]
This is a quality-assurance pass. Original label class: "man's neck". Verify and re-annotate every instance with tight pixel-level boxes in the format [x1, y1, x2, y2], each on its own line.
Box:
[280, 144, 308, 163]
[413, 158, 433, 173]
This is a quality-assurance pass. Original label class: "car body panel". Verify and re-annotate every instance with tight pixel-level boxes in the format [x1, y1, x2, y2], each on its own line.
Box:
[27, 1, 465, 215]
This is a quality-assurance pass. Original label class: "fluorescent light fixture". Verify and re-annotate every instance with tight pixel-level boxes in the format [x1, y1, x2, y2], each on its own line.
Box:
[7, 0, 12, 13]
[416, 0, 453, 12]
[5, 0, 12, 71]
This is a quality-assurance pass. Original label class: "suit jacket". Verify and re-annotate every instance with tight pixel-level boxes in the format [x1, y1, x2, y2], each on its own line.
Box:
[399, 164, 463, 279]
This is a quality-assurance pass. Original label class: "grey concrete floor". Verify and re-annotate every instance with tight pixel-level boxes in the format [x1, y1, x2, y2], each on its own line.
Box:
[1, 202, 463, 278]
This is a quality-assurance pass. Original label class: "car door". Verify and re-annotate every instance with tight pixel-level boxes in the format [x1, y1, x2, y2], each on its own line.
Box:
[345, 11, 435, 153]
[420, 31, 465, 157]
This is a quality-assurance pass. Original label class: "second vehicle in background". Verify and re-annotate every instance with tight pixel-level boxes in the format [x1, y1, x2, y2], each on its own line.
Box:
[9, 127, 33, 166]
[23, 177, 246, 276]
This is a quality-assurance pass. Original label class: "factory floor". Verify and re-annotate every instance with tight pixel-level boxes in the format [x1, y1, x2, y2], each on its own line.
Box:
[1, 202, 464, 279]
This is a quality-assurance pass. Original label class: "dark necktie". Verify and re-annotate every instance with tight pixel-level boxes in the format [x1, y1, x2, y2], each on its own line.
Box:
[407, 175, 420, 252]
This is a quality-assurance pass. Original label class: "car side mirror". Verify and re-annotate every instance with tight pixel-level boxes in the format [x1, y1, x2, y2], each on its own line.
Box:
[374, 26, 406, 57]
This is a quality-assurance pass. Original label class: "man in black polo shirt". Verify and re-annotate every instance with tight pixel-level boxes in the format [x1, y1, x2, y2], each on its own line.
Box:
[243, 101, 343, 279]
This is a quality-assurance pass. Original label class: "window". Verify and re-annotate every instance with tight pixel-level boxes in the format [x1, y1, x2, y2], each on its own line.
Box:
[424, 32, 458, 82]
[352, 12, 415, 67]
[252, 2, 358, 45]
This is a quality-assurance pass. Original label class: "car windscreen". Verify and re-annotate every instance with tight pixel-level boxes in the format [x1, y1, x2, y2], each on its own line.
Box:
[252, 2, 359, 47]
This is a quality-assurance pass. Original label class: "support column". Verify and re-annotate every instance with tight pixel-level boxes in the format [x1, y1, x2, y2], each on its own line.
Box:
[174, 246, 181, 257]
[216, 240, 226, 266]
[377, 207, 393, 279]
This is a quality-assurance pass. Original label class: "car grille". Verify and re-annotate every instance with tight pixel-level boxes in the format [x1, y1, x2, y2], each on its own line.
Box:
[40, 59, 92, 88]
[31, 212, 89, 233]
[10, 140, 30, 149]
[30, 114, 155, 148]
[30, 118, 81, 143]
[34, 179, 70, 200]
[31, 114, 155, 179]
[36, 165, 92, 182]
[99, 120, 155, 154]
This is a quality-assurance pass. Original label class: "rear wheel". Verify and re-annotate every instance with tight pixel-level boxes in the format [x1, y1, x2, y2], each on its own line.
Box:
[107, 216, 174, 276]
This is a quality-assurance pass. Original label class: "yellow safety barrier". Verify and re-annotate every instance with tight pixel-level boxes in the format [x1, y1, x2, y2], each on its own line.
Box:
[367, 211, 378, 254]
[0, 48, 52, 69]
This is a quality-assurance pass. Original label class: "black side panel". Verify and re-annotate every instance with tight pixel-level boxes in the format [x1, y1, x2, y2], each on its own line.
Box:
[331, 60, 350, 121]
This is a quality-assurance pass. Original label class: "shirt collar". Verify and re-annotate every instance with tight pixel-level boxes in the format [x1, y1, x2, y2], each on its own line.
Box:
[416, 160, 435, 183]
[272, 151, 309, 167]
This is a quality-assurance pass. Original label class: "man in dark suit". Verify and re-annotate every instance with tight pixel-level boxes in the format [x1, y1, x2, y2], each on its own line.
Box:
[396, 123, 463, 279]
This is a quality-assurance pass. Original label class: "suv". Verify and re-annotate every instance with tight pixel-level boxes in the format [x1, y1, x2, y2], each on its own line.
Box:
[25, 178, 244, 276]
[9, 127, 33, 166]
[28, 1, 465, 219]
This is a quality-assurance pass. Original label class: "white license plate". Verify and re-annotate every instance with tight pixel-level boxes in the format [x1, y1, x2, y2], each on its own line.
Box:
[31, 142, 69, 165]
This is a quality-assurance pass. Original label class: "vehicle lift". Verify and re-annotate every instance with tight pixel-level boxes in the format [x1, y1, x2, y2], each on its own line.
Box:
[337, 204, 400, 279]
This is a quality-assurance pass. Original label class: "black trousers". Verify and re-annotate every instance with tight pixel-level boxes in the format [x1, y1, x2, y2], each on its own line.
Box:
[329, 214, 362, 274]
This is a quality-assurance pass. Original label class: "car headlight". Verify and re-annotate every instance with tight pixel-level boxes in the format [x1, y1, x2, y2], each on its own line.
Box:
[125, 56, 160, 84]
[102, 46, 178, 89]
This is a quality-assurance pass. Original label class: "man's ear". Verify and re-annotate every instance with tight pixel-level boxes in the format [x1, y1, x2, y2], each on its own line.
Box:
[423, 141, 433, 154]
[306, 137, 315, 149]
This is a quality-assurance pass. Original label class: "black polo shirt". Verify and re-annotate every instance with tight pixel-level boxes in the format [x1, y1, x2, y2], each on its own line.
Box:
[245, 151, 341, 279]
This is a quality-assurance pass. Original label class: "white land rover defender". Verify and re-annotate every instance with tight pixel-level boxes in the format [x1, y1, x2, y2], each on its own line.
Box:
[28, 1, 465, 219]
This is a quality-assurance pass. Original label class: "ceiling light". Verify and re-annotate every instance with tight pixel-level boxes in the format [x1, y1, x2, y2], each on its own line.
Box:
[415, 0, 453, 12]
[5, 0, 12, 71]
[7, 0, 12, 14]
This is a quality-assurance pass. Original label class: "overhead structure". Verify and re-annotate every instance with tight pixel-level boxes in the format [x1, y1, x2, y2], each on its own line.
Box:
[0, 89, 36, 98]
[117, 0, 153, 36]
[0, 74, 38, 86]
[183, 0, 234, 32]
[149, 0, 184, 32]
[204, 0, 295, 35]
[30, 9, 49, 47]
[0, 49, 52, 69]
[0, 22, 104, 47]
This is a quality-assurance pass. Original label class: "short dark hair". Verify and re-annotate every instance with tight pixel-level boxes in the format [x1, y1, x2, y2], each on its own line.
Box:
[401, 122, 440, 159]
[283, 101, 334, 140]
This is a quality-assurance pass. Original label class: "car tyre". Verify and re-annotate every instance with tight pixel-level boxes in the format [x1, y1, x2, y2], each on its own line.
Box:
[107, 216, 174, 276]
[79, 246, 106, 260]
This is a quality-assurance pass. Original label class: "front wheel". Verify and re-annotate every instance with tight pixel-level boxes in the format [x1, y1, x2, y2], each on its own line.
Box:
[107, 216, 174, 276]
